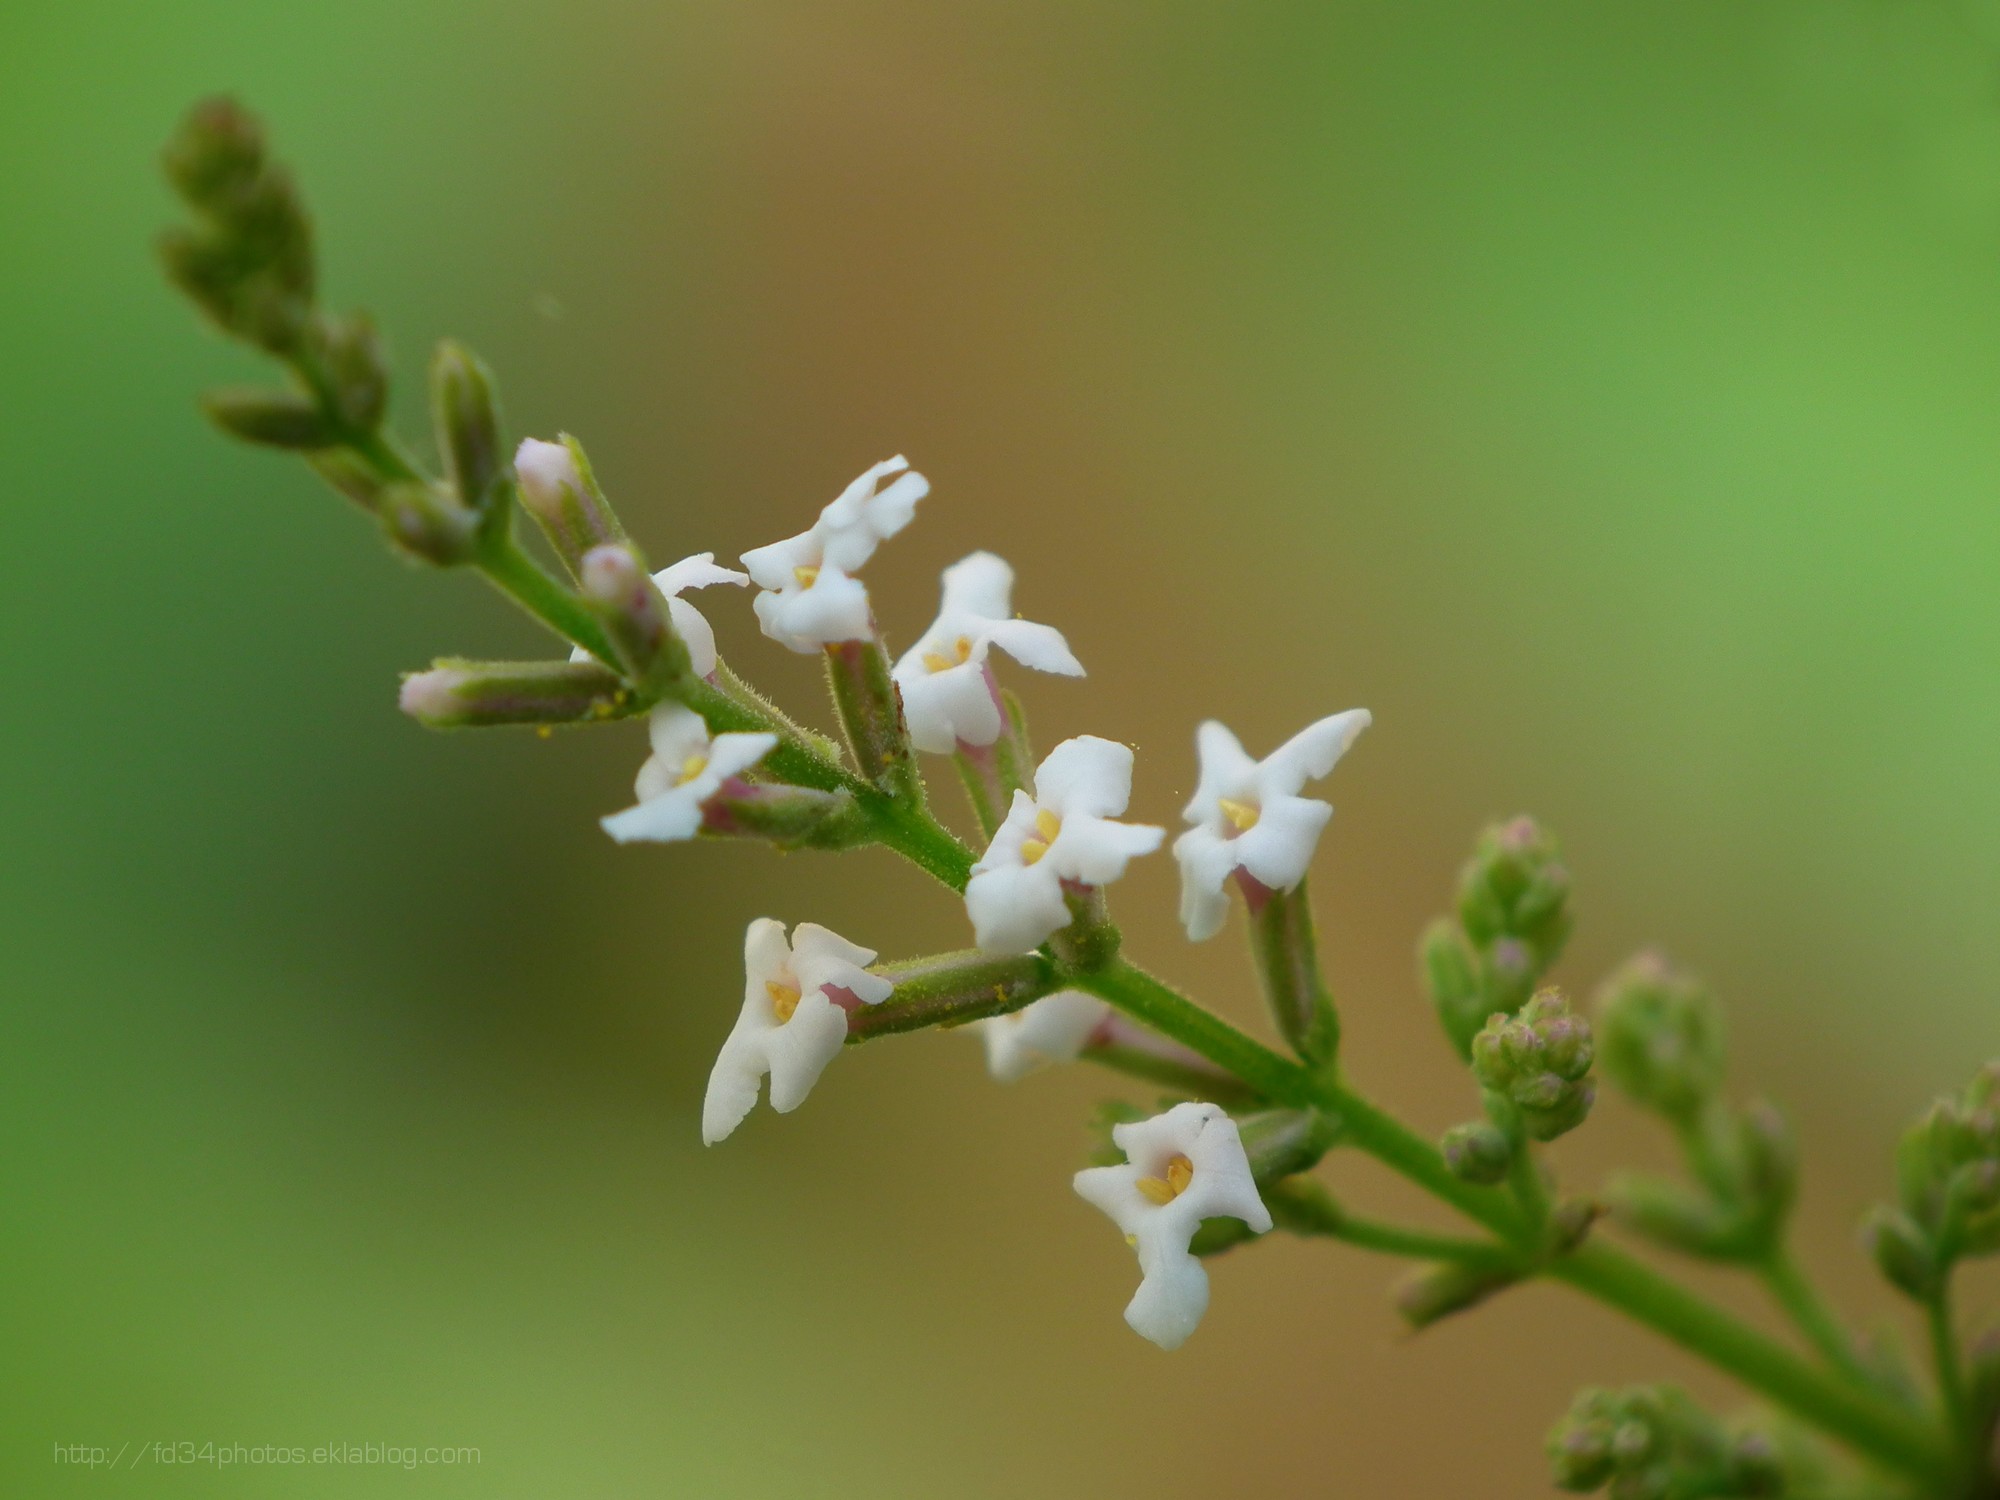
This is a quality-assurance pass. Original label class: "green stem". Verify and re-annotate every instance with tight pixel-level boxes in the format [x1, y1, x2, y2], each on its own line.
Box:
[1927, 1282, 1969, 1442]
[1242, 876, 1338, 1065]
[1073, 957, 1315, 1107]
[1319, 1081, 1520, 1238]
[477, 533, 618, 665]
[1268, 1180, 1509, 1265]
[1552, 1242, 1949, 1484]
[1761, 1248, 1882, 1394]
[1080, 1040, 1263, 1108]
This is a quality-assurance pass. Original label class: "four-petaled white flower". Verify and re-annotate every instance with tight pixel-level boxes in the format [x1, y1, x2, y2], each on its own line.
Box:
[891, 552, 1084, 754]
[1172, 710, 1372, 943]
[704, 919, 894, 1144]
[599, 702, 777, 845]
[1072, 1101, 1272, 1350]
[740, 457, 929, 653]
[565, 551, 748, 681]
[977, 990, 1110, 1083]
[965, 737, 1164, 954]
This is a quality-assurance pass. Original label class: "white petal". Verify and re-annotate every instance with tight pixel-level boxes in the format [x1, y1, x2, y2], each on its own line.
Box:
[984, 618, 1083, 677]
[1033, 736, 1135, 819]
[1173, 826, 1240, 942]
[897, 662, 1002, 753]
[777, 568, 875, 647]
[653, 551, 749, 596]
[665, 597, 721, 679]
[938, 550, 1015, 620]
[1123, 1251, 1210, 1351]
[1051, 813, 1164, 888]
[788, 921, 879, 974]
[817, 458, 928, 572]
[646, 702, 713, 766]
[1258, 709, 1372, 797]
[1185, 720, 1259, 822]
[739, 530, 820, 593]
[704, 731, 778, 783]
[762, 992, 853, 1112]
[965, 863, 1070, 954]
[979, 991, 1108, 1082]
[701, 1022, 770, 1144]
[743, 917, 793, 986]
[600, 785, 706, 844]
[1233, 794, 1334, 892]
[975, 790, 1044, 870]
[513, 437, 582, 511]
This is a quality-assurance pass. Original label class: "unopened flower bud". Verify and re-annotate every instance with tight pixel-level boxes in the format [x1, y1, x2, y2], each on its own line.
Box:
[1546, 1386, 1746, 1499]
[161, 96, 266, 208]
[514, 435, 626, 578]
[200, 387, 334, 449]
[1395, 1259, 1520, 1332]
[311, 312, 387, 434]
[1862, 1205, 1938, 1300]
[430, 340, 504, 514]
[398, 657, 636, 729]
[1455, 816, 1573, 968]
[1890, 1061, 2000, 1259]
[378, 480, 478, 566]
[1235, 1108, 1340, 1182]
[1594, 951, 1725, 1120]
[306, 450, 385, 512]
[1441, 1120, 1513, 1184]
[1472, 989, 1595, 1142]
[1421, 919, 1489, 1055]
[1605, 1172, 1741, 1259]
[580, 543, 687, 683]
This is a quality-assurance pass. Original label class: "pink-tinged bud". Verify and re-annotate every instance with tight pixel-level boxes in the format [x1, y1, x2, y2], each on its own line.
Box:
[514, 434, 626, 576]
[580, 543, 686, 683]
[397, 658, 637, 729]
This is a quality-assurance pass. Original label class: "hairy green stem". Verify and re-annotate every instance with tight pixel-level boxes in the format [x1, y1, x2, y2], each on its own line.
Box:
[477, 533, 618, 665]
[1760, 1248, 1882, 1395]
[1073, 958, 1315, 1107]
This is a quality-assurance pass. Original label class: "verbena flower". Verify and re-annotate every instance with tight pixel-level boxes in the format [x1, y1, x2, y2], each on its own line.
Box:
[1173, 710, 1371, 942]
[977, 990, 1110, 1082]
[891, 551, 1083, 753]
[740, 457, 929, 652]
[599, 702, 777, 845]
[560, 550, 746, 680]
[964, 736, 1164, 953]
[703, 919, 893, 1144]
[1073, 1101, 1272, 1349]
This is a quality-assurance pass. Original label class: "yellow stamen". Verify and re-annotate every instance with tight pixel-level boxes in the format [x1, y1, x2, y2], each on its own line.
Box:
[1135, 1153, 1195, 1205]
[765, 981, 802, 1023]
[919, 635, 976, 675]
[793, 564, 820, 587]
[676, 753, 710, 785]
[1218, 797, 1261, 833]
[1019, 808, 1063, 866]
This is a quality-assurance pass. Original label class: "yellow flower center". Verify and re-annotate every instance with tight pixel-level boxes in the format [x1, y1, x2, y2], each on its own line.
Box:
[1217, 797, 1261, 833]
[765, 980, 802, 1023]
[1019, 808, 1063, 866]
[676, 753, 710, 786]
[793, 564, 820, 587]
[919, 635, 976, 675]
[1135, 1153, 1195, 1205]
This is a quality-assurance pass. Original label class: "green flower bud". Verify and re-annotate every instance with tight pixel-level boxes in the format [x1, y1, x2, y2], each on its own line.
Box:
[514, 435, 628, 579]
[580, 543, 687, 683]
[1546, 1386, 1760, 1499]
[310, 312, 388, 434]
[398, 658, 638, 729]
[1235, 1107, 1341, 1182]
[378, 480, 478, 566]
[1421, 918, 1488, 1056]
[1888, 1061, 2000, 1262]
[199, 387, 335, 449]
[1394, 1259, 1520, 1332]
[1455, 816, 1573, 968]
[305, 450, 386, 512]
[1862, 1205, 1939, 1301]
[1604, 1172, 1741, 1259]
[1471, 989, 1595, 1142]
[161, 97, 266, 209]
[1441, 1120, 1513, 1184]
[1593, 951, 1725, 1120]
[430, 340, 504, 513]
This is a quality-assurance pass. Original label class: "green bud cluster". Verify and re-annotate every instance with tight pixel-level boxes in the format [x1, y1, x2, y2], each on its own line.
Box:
[1421, 816, 1574, 1056]
[1596, 952, 1726, 1121]
[1548, 1386, 1783, 1499]
[1865, 1062, 2000, 1300]
[1470, 989, 1596, 1142]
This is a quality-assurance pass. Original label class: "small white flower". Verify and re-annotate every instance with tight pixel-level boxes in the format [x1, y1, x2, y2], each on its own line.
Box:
[977, 990, 1110, 1082]
[1072, 1101, 1272, 1350]
[703, 919, 893, 1144]
[740, 457, 929, 652]
[513, 437, 583, 514]
[565, 552, 748, 680]
[1173, 710, 1372, 942]
[891, 552, 1084, 754]
[599, 703, 777, 845]
[964, 736, 1164, 954]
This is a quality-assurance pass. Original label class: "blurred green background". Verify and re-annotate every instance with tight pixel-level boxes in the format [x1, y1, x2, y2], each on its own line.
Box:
[6, 1, 2000, 1494]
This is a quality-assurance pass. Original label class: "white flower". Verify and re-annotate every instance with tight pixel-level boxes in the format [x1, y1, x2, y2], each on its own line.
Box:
[566, 551, 748, 680]
[891, 552, 1084, 754]
[1172, 710, 1372, 942]
[1072, 1101, 1272, 1350]
[740, 457, 929, 652]
[977, 990, 1110, 1082]
[964, 736, 1164, 954]
[703, 919, 893, 1144]
[598, 703, 777, 845]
